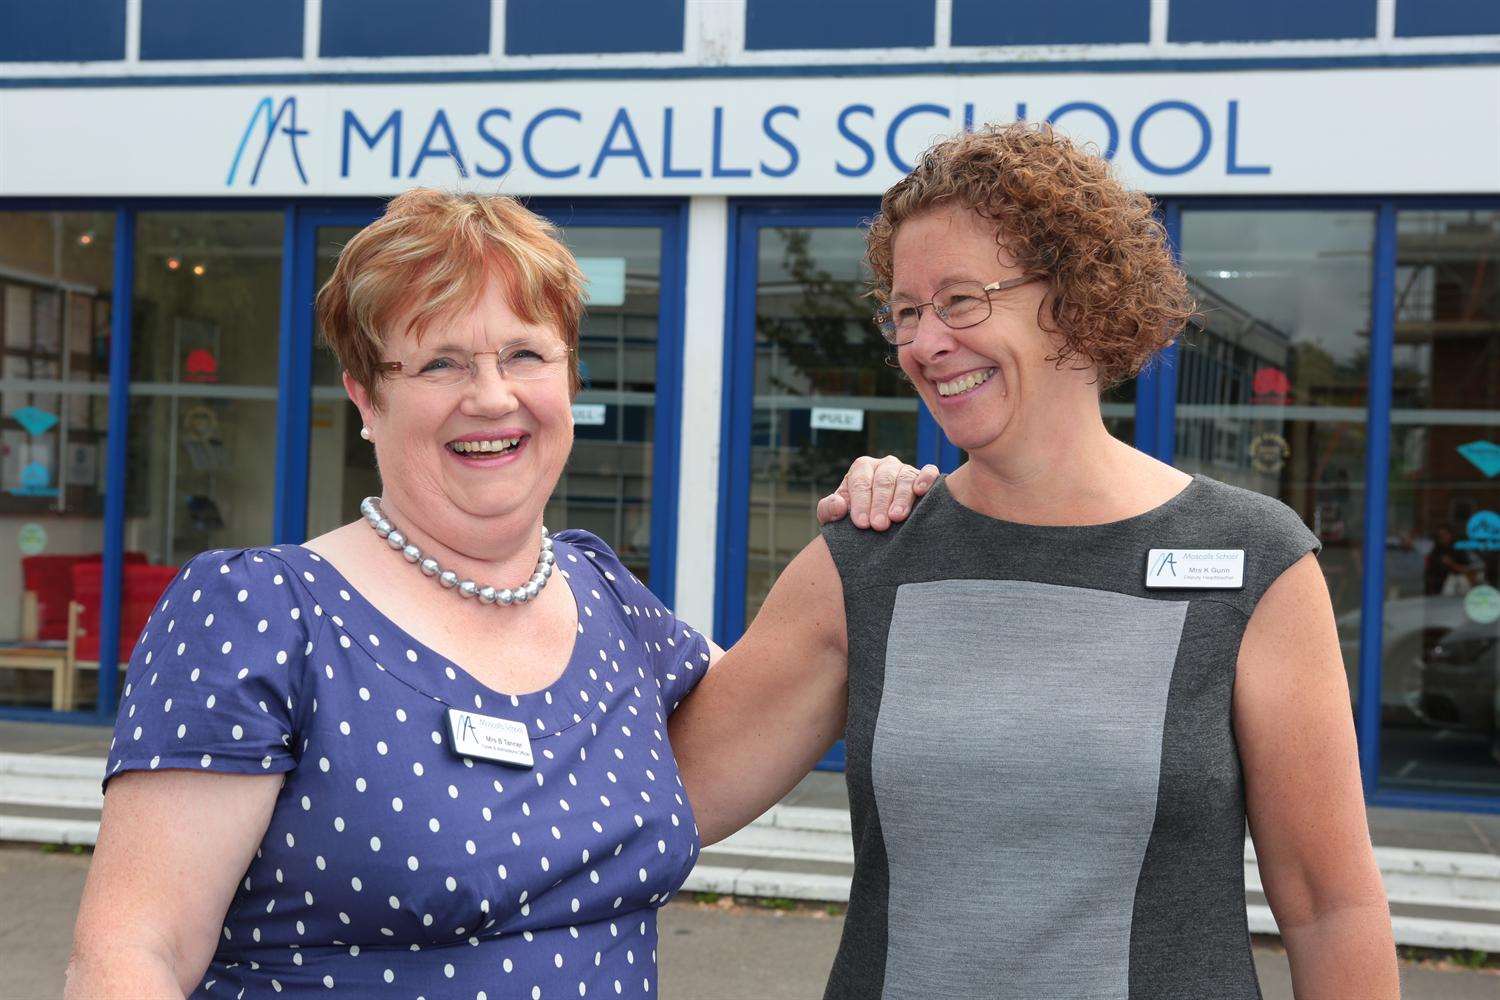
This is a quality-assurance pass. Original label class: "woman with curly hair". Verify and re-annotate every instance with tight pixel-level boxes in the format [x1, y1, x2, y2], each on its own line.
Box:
[670, 123, 1396, 998]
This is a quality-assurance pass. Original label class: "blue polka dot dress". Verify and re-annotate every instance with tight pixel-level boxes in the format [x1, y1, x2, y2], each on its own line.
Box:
[104, 530, 711, 998]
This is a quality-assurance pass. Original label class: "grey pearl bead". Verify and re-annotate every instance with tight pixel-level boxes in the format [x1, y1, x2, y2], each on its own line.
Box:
[497, 589, 515, 606]
[360, 496, 379, 515]
[458, 580, 479, 599]
[512, 586, 530, 604]
[522, 581, 540, 600]
[402, 544, 421, 563]
[374, 519, 394, 538]
[539, 563, 553, 580]
[541, 535, 554, 550]
[419, 558, 440, 577]
[438, 570, 459, 589]
[386, 530, 406, 549]
[478, 586, 497, 605]
[540, 549, 555, 566]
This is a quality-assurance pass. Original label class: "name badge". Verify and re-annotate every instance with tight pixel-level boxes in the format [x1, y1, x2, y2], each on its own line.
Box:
[1145, 549, 1245, 589]
[446, 707, 534, 769]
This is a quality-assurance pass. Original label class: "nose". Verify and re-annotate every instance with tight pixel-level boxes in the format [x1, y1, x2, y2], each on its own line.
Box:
[902, 308, 957, 365]
[459, 358, 520, 417]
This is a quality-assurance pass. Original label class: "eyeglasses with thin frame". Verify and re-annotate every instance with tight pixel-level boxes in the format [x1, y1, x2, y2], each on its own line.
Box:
[874, 276, 1042, 346]
[374, 343, 572, 388]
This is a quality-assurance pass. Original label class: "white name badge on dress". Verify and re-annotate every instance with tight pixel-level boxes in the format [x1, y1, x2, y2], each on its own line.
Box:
[446, 707, 535, 768]
[1145, 549, 1246, 589]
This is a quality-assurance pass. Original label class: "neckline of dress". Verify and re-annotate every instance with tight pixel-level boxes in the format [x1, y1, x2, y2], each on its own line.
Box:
[263, 538, 606, 738]
[931, 472, 1205, 533]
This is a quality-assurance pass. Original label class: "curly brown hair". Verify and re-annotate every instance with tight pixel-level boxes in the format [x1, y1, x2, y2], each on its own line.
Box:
[865, 122, 1195, 388]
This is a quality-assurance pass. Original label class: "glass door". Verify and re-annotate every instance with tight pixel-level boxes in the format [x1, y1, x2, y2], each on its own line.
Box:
[1379, 209, 1500, 799]
[1173, 208, 1378, 716]
[0, 211, 114, 711]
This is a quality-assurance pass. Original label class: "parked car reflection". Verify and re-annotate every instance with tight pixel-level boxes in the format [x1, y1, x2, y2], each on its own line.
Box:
[1416, 618, 1500, 763]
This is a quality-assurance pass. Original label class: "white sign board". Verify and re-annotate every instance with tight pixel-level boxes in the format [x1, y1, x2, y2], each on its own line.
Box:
[811, 407, 865, 432]
[0, 67, 1494, 196]
[571, 403, 607, 426]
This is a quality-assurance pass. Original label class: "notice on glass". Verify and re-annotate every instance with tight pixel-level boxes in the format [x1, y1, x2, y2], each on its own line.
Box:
[810, 407, 865, 432]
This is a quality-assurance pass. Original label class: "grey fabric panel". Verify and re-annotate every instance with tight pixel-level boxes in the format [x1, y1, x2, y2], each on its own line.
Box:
[1129, 600, 1262, 999]
[872, 579, 1188, 1000]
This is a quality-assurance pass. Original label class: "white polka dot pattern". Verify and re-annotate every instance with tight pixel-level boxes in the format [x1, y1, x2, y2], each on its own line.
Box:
[104, 531, 705, 997]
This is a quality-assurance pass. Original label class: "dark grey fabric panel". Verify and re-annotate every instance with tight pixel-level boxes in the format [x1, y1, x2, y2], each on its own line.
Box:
[1128, 600, 1262, 999]
[820, 521, 900, 1000]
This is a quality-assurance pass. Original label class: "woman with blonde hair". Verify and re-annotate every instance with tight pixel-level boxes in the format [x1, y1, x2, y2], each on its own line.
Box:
[673, 123, 1398, 999]
[64, 189, 928, 998]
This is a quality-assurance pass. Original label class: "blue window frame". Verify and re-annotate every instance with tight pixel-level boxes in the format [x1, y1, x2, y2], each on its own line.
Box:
[0, 0, 126, 63]
[745, 0, 934, 51]
[952, 0, 1150, 47]
[140, 0, 305, 61]
[1167, 0, 1378, 43]
[506, 0, 685, 56]
[320, 0, 489, 58]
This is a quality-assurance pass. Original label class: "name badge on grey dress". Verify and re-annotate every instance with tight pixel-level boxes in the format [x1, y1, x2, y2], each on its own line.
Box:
[446, 707, 534, 768]
[1145, 549, 1245, 589]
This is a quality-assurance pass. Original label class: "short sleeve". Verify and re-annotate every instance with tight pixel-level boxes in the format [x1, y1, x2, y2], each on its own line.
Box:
[554, 530, 712, 712]
[103, 548, 313, 790]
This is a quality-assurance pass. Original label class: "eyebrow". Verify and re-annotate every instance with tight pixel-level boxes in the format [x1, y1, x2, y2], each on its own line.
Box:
[889, 275, 977, 301]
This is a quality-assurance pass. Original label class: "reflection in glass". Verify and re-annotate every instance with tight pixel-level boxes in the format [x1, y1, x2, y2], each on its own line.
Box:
[0, 212, 113, 709]
[1175, 211, 1375, 712]
[126, 212, 282, 565]
[307, 225, 664, 586]
[1380, 211, 1500, 798]
[745, 228, 919, 624]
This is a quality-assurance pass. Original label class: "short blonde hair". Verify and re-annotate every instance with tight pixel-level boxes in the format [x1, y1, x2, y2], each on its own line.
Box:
[867, 122, 1194, 388]
[317, 189, 587, 402]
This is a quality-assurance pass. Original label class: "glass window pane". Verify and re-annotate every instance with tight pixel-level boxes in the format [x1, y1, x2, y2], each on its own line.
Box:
[1381, 210, 1500, 799]
[0, 212, 114, 710]
[1175, 210, 1375, 715]
[126, 212, 282, 573]
[307, 223, 665, 587]
[746, 226, 919, 624]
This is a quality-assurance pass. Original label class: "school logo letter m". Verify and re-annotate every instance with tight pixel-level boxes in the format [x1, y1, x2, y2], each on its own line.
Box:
[227, 96, 310, 187]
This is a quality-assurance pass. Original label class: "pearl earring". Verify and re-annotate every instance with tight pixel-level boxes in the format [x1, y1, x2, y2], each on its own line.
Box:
[360, 427, 372, 441]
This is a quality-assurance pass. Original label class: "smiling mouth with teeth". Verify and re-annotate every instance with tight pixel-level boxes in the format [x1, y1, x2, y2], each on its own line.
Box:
[936, 368, 997, 397]
[448, 436, 524, 455]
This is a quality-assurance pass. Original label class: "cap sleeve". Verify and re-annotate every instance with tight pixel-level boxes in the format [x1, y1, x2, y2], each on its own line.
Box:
[553, 529, 711, 712]
[104, 548, 314, 790]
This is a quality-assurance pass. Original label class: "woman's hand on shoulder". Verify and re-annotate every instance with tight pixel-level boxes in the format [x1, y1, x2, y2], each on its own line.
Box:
[66, 770, 282, 998]
[816, 456, 940, 531]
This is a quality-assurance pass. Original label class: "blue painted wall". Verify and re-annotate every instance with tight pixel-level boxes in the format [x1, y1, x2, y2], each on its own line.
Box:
[953, 0, 1149, 47]
[506, 0, 684, 55]
[141, 0, 304, 61]
[1169, 0, 1377, 43]
[0, 0, 125, 62]
[1397, 1, 1500, 38]
[745, 0, 933, 50]
[321, 0, 489, 57]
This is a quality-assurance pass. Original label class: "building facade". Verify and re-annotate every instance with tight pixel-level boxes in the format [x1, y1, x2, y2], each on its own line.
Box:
[0, 0, 1498, 814]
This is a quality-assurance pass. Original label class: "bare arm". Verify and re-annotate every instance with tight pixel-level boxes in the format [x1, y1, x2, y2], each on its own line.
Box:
[1235, 554, 1398, 999]
[671, 537, 847, 846]
[65, 770, 282, 998]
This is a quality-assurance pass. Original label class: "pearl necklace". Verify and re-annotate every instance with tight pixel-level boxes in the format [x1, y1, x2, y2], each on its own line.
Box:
[360, 497, 555, 606]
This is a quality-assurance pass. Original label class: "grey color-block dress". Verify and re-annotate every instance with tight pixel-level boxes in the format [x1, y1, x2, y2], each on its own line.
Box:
[819, 474, 1320, 1000]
